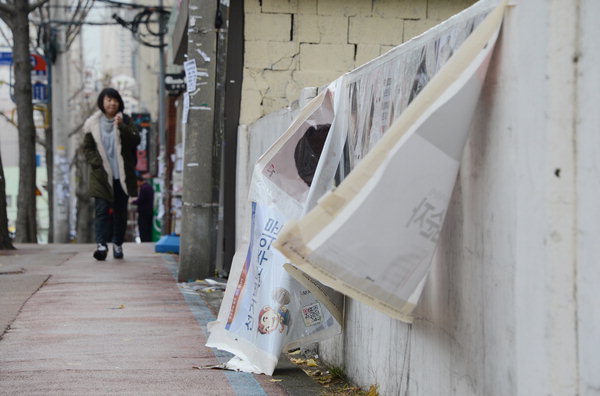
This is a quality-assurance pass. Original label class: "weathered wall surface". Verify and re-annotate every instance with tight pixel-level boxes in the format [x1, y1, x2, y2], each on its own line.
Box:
[575, 0, 600, 394]
[317, 1, 597, 395]
[240, 0, 476, 125]
[241, 0, 599, 395]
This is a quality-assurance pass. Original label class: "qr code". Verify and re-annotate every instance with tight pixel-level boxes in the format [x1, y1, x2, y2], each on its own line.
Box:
[302, 302, 323, 327]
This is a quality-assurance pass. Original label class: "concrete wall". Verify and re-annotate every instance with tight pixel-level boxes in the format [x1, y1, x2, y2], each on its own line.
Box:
[240, 1, 599, 394]
[575, 0, 600, 393]
[240, 0, 476, 125]
[314, 1, 599, 395]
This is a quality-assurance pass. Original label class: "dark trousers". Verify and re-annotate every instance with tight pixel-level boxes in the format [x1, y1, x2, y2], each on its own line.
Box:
[94, 179, 128, 246]
[137, 210, 153, 242]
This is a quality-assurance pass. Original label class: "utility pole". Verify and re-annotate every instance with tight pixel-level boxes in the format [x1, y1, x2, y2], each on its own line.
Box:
[178, 0, 218, 282]
[51, 0, 71, 243]
[158, 0, 166, 149]
[214, 1, 229, 276]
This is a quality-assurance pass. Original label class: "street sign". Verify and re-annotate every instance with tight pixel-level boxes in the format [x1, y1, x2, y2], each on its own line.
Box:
[30, 54, 47, 76]
[0, 53, 48, 71]
[8, 53, 50, 104]
[0, 51, 12, 65]
[33, 81, 48, 102]
[164, 73, 186, 94]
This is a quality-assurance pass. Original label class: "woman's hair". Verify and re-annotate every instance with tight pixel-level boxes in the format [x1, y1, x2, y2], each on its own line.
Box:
[97, 88, 125, 114]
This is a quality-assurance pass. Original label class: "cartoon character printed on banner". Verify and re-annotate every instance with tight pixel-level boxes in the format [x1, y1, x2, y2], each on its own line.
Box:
[258, 287, 291, 335]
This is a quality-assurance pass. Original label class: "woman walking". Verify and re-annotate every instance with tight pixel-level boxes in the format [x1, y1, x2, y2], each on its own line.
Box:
[82, 88, 140, 260]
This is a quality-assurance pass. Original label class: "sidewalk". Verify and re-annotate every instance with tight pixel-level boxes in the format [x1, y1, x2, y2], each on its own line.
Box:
[0, 243, 322, 395]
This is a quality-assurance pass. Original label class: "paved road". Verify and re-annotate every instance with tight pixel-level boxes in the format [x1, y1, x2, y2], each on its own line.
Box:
[0, 243, 321, 395]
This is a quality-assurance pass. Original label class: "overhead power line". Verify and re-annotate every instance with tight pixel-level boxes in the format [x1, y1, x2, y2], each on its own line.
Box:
[38, 20, 123, 26]
[95, 0, 168, 10]
[112, 6, 170, 48]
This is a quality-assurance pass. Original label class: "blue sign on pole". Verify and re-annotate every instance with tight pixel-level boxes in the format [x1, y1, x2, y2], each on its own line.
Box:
[32, 81, 47, 102]
[5, 52, 50, 104]
[0, 52, 12, 65]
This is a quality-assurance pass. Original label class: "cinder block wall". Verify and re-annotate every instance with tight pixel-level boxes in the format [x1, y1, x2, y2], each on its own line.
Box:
[240, 0, 476, 125]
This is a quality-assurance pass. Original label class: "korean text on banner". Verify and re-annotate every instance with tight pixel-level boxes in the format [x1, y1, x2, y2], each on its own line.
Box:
[206, 87, 344, 375]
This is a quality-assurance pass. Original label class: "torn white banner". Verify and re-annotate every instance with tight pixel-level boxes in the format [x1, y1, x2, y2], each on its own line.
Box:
[206, 87, 344, 375]
[274, 0, 507, 322]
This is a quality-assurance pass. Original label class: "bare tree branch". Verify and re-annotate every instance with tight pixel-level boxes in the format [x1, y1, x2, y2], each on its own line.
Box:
[0, 6, 14, 30]
[65, 0, 93, 50]
[68, 119, 87, 139]
[68, 99, 96, 139]
[65, 0, 83, 40]
[0, 110, 47, 149]
[69, 86, 85, 103]
[0, 23, 11, 47]
[28, 0, 51, 13]
[0, 111, 17, 128]
[0, 3, 13, 18]
[36, 132, 45, 148]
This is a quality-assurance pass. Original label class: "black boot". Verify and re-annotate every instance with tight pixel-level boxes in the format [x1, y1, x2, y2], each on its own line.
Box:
[113, 244, 124, 259]
[93, 244, 108, 261]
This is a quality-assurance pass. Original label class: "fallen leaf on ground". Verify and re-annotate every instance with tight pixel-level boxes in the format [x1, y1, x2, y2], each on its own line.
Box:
[306, 359, 318, 367]
[366, 384, 379, 396]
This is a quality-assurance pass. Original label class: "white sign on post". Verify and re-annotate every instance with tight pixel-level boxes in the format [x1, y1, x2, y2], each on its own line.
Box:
[183, 59, 197, 93]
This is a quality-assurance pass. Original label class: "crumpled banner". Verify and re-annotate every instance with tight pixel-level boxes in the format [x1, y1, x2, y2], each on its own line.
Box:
[206, 87, 345, 375]
[274, 0, 507, 322]
[206, 0, 507, 375]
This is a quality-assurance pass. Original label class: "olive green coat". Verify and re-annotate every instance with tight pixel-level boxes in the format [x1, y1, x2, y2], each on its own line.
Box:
[82, 111, 140, 202]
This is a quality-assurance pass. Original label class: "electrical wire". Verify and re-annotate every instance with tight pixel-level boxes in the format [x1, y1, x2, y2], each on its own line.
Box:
[112, 6, 170, 48]
[95, 0, 166, 10]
